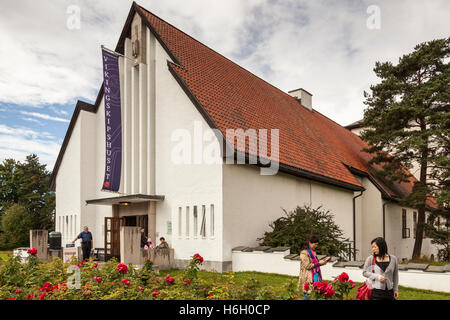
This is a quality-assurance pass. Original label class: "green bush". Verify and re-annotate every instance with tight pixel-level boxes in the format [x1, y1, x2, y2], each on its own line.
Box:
[258, 205, 352, 258]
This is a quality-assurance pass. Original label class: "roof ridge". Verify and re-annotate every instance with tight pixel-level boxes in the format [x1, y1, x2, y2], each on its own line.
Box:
[136, 3, 303, 106]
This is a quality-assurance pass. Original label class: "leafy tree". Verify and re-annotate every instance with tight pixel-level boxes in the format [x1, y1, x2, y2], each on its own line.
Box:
[361, 38, 450, 259]
[0, 154, 55, 249]
[424, 207, 450, 262]
[0, 204, 33, 249]
[258, 205, 353, 259]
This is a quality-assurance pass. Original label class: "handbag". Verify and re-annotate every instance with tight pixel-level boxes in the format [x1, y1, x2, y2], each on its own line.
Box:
[356, 256, 376, 300]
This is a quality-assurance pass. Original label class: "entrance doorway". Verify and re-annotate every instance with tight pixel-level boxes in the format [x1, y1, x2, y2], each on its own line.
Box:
[104, 215, 148, 261]
[124, 215, 148, 235]
[104, 217, 125, 261]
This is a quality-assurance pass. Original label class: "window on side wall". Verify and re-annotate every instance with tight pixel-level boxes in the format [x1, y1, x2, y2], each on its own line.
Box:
[413, 211, 417, 238]
[210, 204, 215, 238]
[402, 209, 410, 239]
[193, 206, 198, 237]
[200, 205, 206, 238]
[186, 206, 190, 238]
[178, 207, 182, 237]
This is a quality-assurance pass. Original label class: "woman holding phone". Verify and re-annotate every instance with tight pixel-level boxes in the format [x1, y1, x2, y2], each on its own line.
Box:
[298, 235, 331, 299]
[362, 237, 399, 300]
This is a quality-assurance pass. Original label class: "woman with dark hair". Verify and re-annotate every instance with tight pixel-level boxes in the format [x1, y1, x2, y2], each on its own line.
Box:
[363, 237, 399, 300]
[298, 235, 331, 299]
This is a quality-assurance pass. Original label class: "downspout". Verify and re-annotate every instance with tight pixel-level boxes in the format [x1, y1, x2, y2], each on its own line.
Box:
[382, 202, 387, 239]
[353, 191, 364, 261]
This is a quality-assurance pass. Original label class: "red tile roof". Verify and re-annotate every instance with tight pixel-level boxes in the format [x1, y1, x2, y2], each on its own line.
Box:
[137, 4, 420, 197]
[50, 3, 420, 201]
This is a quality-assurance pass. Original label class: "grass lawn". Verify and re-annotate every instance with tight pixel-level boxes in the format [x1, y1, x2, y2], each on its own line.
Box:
[0, 251, 12, 261]
[159, 269, 450, 300]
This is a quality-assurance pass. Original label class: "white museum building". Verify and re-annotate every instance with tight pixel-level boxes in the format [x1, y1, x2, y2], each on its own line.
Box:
[50, 2, 440, 271]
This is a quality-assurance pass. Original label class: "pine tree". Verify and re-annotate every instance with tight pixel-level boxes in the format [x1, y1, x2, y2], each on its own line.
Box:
[361, 38, 450, 259]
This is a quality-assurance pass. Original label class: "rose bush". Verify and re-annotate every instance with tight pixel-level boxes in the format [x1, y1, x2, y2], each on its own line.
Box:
[0, 253, 358, 300]
[303, 272, 357, 300]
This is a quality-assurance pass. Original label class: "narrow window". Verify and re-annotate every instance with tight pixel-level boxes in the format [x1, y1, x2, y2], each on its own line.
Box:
[167, 221, 172, 235]
[402, 209, 409, 238]
[193, 206, 198, 237]
[200, 205, 206, 238]
[413, 211, 417, 238]
[210, 204, 215, 237]
[186, 206, 190, 237]
[178, 207, 182, 237]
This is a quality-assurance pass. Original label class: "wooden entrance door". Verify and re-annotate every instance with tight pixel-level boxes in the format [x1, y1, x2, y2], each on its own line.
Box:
[104, 217, 125, 261]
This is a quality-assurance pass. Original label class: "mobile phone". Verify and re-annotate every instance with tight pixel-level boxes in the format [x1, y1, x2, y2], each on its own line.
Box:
[320, 256, 331, 261]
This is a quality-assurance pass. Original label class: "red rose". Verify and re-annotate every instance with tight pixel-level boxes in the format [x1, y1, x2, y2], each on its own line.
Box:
[15, 289, 22, 294]
[8, 297, 16, 300]
[165, 274, 175, 284]
[349, 280, 356, 288]
[152, 289, 160, 297]
[182, 278, 191, 286]
[104, 181, 110, 188]
[314, 281, 328, 293]
[193, 253, 204, 263]
[338, 272, 349, 283]
[40, 292, 46, 300]
[304, 282, 310, 292]
[120, 279, 130, 286]
[323, 284, 335, 298]
[117, 263, 128, 274]
[26, 294, 34, 300]
[27, 248, 37, 255]
[41, 282, 53, 292]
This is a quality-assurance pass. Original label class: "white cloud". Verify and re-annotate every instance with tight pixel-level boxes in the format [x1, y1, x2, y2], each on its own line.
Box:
[0, 124, 59, 169]
[0, 0, 448, 127]
[21, 117, 44, 125]
[50, 106, 69, 116]
[20, 111, 69, 123]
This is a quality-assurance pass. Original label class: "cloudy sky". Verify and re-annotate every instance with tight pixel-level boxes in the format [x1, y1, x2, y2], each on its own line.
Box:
[0, 0, 449, 170]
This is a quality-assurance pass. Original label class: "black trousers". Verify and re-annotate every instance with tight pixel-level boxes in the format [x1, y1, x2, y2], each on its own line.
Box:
[370, 288, 395, 300]
[81, 242, 91, 261]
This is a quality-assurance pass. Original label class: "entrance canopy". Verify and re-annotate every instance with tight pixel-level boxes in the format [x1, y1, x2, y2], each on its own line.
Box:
[85, 194, 164, 206]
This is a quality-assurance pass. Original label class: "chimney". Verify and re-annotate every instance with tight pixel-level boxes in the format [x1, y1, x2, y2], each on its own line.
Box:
[288, 88, 313, 111]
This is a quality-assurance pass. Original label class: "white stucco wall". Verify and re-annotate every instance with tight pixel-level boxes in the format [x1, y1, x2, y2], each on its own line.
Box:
[359, 177, 384, 258]
[55, 116, 81, 245]
[152, 28, 223, 265]
[222, 164, 355, 262]
[385, 202, 439, 261]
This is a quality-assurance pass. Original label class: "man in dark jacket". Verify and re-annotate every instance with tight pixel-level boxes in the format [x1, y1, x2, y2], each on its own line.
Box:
[72, 226, 93, 261]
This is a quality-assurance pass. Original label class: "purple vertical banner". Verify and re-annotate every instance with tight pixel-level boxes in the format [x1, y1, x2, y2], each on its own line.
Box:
[101, 48, 122, 192]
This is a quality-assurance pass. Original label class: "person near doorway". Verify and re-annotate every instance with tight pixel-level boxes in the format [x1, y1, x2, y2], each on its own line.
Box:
[298, 235, 331, 300]
[155, 237, 169, 249]
[72, 226, 93, 261]
[146, 235, 155, 250]
[363, 237, 399, 300]
[140, 228, 147, 249]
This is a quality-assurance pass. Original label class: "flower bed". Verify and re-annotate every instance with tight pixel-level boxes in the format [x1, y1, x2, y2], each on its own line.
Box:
[0, 250, 362, 300]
